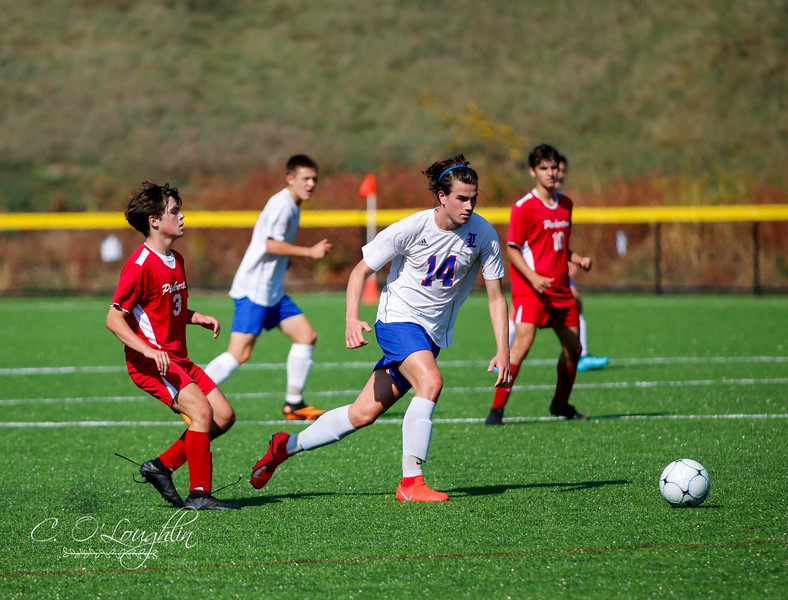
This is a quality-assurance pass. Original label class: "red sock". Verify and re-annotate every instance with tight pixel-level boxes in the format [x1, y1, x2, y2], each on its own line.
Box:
[158, 432, 188, 472]
[492, 364, 520, 409]
[554, 361, 577, 404]
[184, 430, 212, 493]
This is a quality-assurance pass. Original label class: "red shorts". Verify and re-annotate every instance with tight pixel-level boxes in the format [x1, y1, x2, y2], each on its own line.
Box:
[126, 355, 217, 408]
[512, 294, 579, 329]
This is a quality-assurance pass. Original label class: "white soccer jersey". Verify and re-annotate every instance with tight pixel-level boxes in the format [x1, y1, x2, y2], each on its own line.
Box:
[229, 188, 299, 306]
[362, 209, 504, 348]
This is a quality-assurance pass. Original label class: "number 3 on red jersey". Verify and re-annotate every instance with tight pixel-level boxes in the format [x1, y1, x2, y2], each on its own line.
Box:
[173, 293, 183, 316]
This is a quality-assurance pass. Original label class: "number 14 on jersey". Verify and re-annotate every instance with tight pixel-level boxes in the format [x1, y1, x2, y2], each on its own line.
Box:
[421, 255, 457, 287]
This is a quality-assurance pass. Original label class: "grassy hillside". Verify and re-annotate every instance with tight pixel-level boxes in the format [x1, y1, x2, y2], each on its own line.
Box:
[1, 0, 786, 211]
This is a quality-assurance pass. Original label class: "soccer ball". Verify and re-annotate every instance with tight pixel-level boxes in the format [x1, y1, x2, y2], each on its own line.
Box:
[659, 459, 710, 507]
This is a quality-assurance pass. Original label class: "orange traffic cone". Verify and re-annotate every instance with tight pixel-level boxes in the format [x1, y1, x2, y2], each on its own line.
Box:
[362, 275, 379, 305]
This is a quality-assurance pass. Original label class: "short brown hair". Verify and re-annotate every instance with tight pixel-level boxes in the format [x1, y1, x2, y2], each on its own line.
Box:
[528, 144, 561, 169]
[125, 181, 181, 236]
[285, 154, 318, 176]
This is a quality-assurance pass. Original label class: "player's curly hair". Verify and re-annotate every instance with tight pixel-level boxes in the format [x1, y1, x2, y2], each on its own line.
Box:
[423, 154, 478, 204]
[125, 181, 181, 236]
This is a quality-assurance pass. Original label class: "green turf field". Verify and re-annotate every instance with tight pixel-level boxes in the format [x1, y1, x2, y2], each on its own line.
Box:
[1, 292, 785, 599]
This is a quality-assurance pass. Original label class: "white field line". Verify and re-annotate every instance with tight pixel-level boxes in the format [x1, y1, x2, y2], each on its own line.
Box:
[2, 356, 785, 427]
[1, 355, 786, 376]
[1, 413, 786, 428]
[1, 376, 786, 427]
[2, 377, 787, 407]
[1, 377, 787, 408]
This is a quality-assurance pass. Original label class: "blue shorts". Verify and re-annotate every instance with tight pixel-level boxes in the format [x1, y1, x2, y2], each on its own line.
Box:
[374, 321, 440, 394]
[231, 295, 303, 335]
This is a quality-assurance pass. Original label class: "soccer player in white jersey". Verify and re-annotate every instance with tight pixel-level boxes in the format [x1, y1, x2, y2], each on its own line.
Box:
[249, 155, 512, 501]
[205, 155, 332, 420]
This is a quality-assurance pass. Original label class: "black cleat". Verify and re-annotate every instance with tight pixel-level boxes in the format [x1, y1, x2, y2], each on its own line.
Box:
[485, 407, 504, 426]
[139, 458, 184, 507]
[183, 492, 241, 510]
[549, 398, 586, 420]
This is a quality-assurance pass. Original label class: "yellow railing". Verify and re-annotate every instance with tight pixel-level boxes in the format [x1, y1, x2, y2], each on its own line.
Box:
[1, 204, 787, 231]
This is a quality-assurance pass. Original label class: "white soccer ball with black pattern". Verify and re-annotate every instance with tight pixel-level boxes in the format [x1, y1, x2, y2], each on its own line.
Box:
[659, 459, 710, 507]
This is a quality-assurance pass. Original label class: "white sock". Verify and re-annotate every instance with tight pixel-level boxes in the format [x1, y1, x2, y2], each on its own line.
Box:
[204, 352, 239, 386]
[402, 396, 436, 477]
[508, 319, 516, 349]
[286, 343, 314, 405]
[579, 313, 588, 357]
[299, 405, 355, 451]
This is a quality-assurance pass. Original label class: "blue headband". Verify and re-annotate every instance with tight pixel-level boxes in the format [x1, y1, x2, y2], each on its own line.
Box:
[438, 164, 467, 182]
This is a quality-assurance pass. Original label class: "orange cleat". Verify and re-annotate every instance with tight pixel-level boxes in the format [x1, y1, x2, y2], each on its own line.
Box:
[250, 432, 290, 489]
[395, 476, 449, 502]
[282, 402, 326, 421]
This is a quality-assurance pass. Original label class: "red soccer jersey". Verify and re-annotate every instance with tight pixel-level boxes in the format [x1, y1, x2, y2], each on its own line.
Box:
[111, 243, 190, 360]
[507, 189, 573, 300]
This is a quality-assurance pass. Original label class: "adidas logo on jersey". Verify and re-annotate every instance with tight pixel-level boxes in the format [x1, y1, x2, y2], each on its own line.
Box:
[417, 238, 429, 247]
